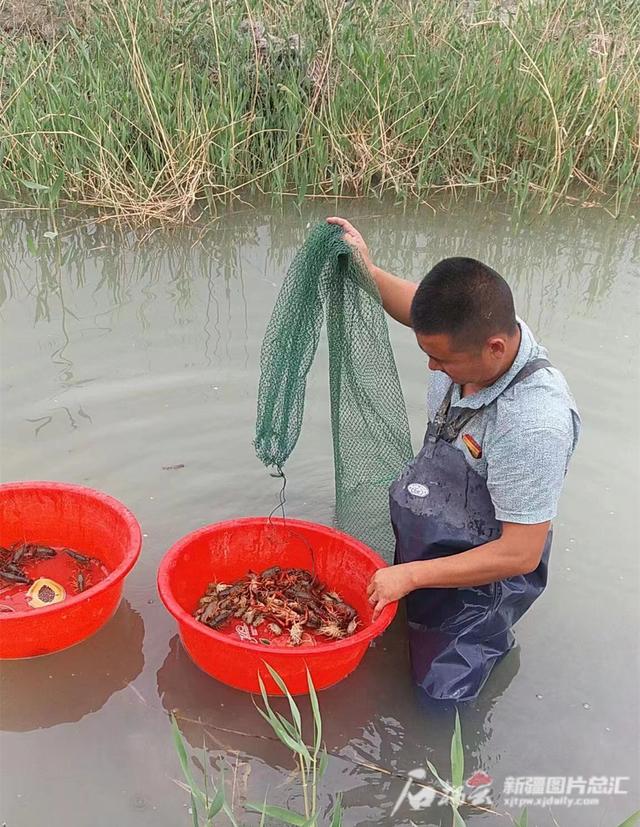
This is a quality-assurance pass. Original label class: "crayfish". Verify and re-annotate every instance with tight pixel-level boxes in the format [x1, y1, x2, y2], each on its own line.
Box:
[194, 566, 359, 646]
[0, 542, 107, 608]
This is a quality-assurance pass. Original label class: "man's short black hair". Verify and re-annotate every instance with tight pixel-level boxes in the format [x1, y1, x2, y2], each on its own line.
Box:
[410, 257, 517, 348]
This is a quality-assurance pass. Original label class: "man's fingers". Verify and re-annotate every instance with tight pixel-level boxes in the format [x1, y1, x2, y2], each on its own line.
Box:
[327, 216, 357, 237]
[366, 579, 375, 596]
[372, 598, 387, 623]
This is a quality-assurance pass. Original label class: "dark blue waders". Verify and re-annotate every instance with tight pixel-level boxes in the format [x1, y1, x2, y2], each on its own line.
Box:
[389, 359, 553, 701]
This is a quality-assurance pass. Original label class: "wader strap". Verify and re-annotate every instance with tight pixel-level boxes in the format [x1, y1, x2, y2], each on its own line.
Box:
[433, 357, 552, 444]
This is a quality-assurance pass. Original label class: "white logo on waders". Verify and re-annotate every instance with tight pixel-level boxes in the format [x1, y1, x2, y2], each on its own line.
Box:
[407, 483, 429, 497]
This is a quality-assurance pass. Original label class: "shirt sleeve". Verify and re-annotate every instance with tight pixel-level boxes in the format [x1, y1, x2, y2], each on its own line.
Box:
[485, 426, 573, 524]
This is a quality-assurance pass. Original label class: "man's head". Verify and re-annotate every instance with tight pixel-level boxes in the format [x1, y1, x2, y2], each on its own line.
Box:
[410, 257, 519, 386]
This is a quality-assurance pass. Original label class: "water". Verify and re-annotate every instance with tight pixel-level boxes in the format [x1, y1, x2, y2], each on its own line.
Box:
[1, 203, 638, 826]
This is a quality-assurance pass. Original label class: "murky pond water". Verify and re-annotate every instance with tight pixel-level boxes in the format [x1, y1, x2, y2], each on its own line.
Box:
[1, 203, 638, 826]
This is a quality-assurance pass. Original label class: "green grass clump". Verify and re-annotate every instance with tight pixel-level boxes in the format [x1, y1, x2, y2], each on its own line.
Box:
[170, 666, 640, 826]
[171, 665, 343, 826]
[0, 0, 638, 220]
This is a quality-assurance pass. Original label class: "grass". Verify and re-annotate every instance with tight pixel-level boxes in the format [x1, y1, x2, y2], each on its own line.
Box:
[170, 667, 640, 826]
[0, 0, 638, 221]
[171, 665, 343, 826]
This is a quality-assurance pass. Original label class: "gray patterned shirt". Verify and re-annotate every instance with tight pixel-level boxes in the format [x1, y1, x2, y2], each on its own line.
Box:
[426, 319, 581, 524]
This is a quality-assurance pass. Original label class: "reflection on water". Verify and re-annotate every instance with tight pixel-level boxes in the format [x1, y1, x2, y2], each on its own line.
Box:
[0, 203, 638, 826]
[0, 601, 144, 731]
[2, 207, 636, 328]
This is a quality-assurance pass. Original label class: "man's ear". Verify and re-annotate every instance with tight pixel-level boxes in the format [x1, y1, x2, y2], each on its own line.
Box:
[487, 336, 507, 358]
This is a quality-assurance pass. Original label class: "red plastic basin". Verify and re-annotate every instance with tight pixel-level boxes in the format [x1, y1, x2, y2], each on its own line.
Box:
[157, 516, 397, 695]
[0, 481, 142, 658]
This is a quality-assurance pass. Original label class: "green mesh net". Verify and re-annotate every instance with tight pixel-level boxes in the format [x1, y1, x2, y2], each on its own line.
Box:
[255, 222, 413, 562]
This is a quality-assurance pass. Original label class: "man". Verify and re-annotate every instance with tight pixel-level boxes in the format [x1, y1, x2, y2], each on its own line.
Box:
[328, 216, 581, 701]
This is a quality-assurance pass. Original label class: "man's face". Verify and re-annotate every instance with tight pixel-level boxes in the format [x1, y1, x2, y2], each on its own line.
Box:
[415, 331, 506, 386]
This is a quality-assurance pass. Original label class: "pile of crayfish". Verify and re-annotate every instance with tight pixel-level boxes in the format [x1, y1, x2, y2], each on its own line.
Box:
[0, 542, 107, 611]
[194, 566, 359, 646]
